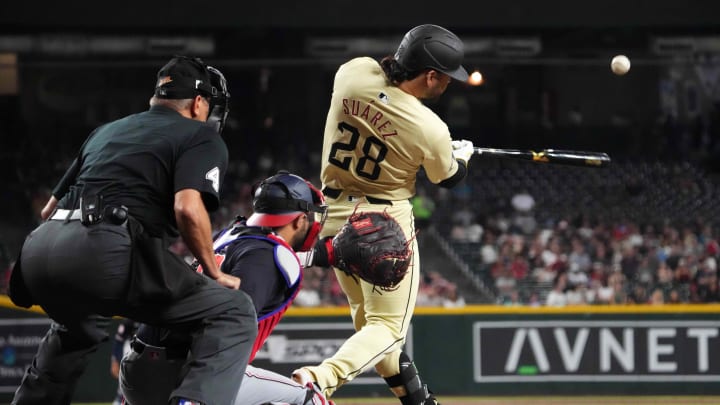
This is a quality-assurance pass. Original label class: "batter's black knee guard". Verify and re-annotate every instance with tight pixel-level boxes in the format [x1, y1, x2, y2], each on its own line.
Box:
[383, 352, 439, 405]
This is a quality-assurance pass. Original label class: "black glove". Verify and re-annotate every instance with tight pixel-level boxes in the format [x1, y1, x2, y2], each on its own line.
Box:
[331, 211, 412, 291]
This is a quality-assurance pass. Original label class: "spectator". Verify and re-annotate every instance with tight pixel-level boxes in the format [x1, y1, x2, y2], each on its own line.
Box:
[609, 272, 629, 304]
[589, 279, 614, 304]
[629, 284, 649, 304]
[566, 283, 588, 305]
[696, 273, 720, 302]
[442, 283, 466, 308]
[546, 273, 568, 307]
[569, 237, 591, 273]
[650, 288, 666, 305]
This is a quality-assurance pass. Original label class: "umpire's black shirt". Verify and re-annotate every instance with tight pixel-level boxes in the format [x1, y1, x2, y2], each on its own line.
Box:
[53, 105, 228, 238]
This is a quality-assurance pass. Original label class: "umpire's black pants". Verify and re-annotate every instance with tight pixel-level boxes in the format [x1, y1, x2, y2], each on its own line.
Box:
[12, 220, 257, 405]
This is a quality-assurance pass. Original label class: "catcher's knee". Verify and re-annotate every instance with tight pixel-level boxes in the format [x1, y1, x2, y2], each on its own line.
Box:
[383, 352, 438, 405]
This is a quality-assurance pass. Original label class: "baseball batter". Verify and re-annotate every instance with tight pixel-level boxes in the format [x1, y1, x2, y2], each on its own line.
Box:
[292, 24, 474, 404]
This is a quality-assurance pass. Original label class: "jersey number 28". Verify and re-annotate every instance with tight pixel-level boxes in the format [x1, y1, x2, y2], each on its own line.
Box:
[328, 122, 388, 181]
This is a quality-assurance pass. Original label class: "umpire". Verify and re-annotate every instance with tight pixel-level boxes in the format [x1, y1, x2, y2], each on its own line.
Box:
[8, 56, 257, 405]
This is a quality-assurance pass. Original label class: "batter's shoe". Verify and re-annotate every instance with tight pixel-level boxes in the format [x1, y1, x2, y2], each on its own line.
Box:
[424, 391, 441, 405]
[305, 382, 335, 405]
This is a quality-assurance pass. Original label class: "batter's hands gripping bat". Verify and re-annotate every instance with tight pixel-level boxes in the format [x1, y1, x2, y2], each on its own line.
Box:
[473, 148, 611, 168]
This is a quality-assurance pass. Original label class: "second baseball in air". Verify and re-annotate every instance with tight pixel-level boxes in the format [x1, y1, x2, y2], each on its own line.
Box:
[611, 55, 631, 75]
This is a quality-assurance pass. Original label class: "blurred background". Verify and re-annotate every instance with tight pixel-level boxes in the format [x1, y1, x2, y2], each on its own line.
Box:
[2, 0, 720, 308]
[4, 1, 720, 402]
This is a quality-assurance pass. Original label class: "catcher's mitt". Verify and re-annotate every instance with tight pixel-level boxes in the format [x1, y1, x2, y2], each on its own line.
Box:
[332, 210, 412, 291]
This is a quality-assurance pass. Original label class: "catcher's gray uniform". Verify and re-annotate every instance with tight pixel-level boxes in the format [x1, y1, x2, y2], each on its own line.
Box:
[121, 343, 325, 405]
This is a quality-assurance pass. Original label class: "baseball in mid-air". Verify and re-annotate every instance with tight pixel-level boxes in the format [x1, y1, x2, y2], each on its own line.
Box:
[611, 55, 631, 75]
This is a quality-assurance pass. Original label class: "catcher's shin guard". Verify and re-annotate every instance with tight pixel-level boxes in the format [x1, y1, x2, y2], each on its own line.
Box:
[383, 352, 439, 405]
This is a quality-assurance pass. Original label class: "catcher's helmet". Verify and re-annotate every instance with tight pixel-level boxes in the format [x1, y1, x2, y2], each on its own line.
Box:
[394, 24, 468, 82]
[248, 171, 326, 227]
[248, 171, 327, 251]
[154, 55, 231, 134]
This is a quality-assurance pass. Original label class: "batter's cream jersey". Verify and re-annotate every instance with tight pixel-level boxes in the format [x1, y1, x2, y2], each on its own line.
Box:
[321, 57, 459, 201]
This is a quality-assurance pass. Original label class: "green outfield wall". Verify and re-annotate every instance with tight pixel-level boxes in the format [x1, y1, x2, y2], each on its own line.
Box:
[1, 296, 719, 402]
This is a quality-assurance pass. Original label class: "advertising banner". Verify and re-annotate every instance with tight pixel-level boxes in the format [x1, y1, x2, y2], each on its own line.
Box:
[474, 320, 720, 382]
[0, 319, 51, 393]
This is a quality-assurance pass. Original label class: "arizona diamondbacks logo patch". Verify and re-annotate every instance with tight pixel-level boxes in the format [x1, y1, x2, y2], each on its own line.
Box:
[206, 167, 220, 192]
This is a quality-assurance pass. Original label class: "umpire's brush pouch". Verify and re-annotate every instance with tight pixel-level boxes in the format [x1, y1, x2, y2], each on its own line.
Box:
[126, 216, 206, 305]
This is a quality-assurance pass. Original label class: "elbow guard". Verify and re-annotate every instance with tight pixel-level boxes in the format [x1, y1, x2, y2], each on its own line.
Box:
[438, 159, 467, 188]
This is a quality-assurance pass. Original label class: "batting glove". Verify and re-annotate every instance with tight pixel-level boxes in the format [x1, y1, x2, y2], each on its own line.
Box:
[451, 139, 474, 164]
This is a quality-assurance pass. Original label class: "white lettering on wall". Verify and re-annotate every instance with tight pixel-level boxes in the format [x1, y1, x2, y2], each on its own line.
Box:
[600, 328, 634, 372]
[687, 328, 718, 372]
[554, 327, 590, 372]
[504, 328, 550, 372]
[648, 328, 677, 372]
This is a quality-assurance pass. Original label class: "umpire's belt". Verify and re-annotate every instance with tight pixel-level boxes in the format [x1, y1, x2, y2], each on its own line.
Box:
[131, 338, 188, 360]
[49, 209, 82, 221]
[322, 187, 392, 205]
[49, 207, 128, 226]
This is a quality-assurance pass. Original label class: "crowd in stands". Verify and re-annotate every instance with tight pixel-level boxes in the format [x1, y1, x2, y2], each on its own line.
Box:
[452, 212, 720, 306]
[441, 157, 720, 306]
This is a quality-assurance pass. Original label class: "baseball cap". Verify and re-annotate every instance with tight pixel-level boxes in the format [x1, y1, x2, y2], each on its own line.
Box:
[154, 55, 215, 100]
[394, 24, 468, 82]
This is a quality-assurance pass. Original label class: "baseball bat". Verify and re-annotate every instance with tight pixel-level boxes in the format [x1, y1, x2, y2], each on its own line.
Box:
[473, 148, 611, 168]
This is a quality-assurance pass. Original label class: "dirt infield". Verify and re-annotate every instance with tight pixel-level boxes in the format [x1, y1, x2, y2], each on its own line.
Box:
[331, 397, 720, 405]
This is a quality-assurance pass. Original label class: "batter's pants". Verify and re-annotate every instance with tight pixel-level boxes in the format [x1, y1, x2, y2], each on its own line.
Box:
[305, 194, 420, 397]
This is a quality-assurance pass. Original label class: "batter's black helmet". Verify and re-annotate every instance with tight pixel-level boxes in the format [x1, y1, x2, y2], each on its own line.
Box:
[394, 24, 468, 82]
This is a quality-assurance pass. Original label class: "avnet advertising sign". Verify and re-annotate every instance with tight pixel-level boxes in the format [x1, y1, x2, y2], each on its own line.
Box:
[474, 320, 720, 382]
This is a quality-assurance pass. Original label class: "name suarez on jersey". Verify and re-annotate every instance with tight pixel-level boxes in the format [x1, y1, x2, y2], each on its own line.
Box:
[342, 98, 398, 139]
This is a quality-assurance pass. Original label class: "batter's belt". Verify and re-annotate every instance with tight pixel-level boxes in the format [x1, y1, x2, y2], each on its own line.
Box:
[322, 186, 392, 205]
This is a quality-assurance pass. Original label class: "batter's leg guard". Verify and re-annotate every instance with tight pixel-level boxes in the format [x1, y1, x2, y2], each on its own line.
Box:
[383, 352, 439, 405]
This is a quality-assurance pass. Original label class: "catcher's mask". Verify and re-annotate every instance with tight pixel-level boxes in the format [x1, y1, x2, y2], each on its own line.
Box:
[154, 55, 231, 134]
[247, 171, 328, 251]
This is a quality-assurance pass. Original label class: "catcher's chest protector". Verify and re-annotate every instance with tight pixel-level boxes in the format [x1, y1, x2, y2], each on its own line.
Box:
[207, 224, 303, 361]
